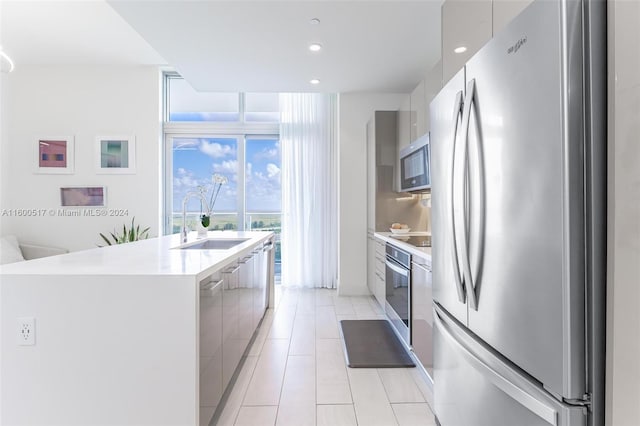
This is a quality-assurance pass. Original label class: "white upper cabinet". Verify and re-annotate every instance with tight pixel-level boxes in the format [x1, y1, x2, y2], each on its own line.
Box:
[410, 79, 427, 141]
[492, 0, 534, 35]
[441, 0, 493, 84]
[424, 59, 443, 131]
[441, 0, 535, 84]
[397, 95, 412, 150]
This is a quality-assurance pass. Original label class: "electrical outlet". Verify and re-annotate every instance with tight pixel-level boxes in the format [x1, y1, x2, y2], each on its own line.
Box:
[17, 317, 35, 346]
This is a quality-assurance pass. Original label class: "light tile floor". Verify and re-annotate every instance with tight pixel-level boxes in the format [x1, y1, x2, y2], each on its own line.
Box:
[215, 287, 436, 426]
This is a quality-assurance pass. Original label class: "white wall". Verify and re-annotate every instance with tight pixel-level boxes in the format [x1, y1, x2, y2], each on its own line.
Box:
[0, 65, 160, 251]
[338, 93, 405, 295]
[606, 0, 640, 424]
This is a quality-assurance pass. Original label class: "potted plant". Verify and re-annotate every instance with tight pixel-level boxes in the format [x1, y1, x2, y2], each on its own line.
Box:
[99, 217, 150, 246]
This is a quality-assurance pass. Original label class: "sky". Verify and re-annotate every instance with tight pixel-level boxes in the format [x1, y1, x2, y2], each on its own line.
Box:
[173, 137, 281, 214]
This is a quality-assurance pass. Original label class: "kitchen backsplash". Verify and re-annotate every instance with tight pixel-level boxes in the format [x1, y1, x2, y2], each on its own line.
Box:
[376, 193, 431, 233]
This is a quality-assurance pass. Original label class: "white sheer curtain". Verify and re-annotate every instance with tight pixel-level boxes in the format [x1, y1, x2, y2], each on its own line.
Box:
[280, 93, 338, 288]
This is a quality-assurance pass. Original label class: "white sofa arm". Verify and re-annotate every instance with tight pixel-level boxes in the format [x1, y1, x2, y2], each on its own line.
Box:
[19, 243, 68, 260]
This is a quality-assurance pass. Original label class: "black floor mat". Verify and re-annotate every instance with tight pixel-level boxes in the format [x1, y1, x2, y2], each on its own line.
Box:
[339, 320, 415, 368]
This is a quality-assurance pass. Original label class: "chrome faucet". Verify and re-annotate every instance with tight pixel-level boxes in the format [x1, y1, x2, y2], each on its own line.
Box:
[181, 191, 211, 243]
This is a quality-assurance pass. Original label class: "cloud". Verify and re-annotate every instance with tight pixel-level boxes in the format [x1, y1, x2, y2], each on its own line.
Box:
[200, 140, 235, 158]
[250, 163, 280, 186]
[212, 160, 239, 183]
[245, 161, 282, 211]
[253, 146, 280, 162]
[213, 160, 238, 174]
[266, 163, 280, 178]
[173, 139, 200, 151]
[174, 168, 201, 189]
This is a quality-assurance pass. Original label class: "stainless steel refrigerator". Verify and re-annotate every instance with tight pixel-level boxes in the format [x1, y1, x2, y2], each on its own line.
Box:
[429, 1, 606, 425]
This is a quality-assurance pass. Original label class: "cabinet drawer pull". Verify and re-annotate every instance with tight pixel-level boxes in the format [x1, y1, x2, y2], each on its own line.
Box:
[201, 279, 223, 291]
[223, 265, 240, 274]
[411, 261, 432, 272]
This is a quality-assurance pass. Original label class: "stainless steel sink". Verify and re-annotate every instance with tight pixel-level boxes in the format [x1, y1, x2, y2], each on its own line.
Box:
[178, 238, 250, 250]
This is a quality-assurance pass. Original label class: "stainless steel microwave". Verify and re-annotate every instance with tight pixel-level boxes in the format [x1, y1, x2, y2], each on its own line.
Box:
[399, 133, 431, 192]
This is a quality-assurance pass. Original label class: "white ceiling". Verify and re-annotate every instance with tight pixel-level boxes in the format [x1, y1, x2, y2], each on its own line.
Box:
[0, 1, 166, 66]
[1, 1, 442, 93]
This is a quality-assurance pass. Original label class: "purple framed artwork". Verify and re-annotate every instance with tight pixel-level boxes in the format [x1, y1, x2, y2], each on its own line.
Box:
[60, 187, 107, 207]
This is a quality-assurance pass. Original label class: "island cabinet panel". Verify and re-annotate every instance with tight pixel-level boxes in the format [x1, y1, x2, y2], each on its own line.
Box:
[0, 274, 198, 426]
[253, 241, 270, 328]
[238, 252, 255, 351]
[222, 261, 241, 389]
[199, 274, 224, 425]
[252, 246, 265, 329]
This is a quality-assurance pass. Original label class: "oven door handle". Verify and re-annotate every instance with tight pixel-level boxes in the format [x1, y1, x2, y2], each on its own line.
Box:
[385, 259, 409, 277]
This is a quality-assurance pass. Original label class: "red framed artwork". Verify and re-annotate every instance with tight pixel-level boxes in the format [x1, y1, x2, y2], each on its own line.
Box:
[35, 136, 74, 174]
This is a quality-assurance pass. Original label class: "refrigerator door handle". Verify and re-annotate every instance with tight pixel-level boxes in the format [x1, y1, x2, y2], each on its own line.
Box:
[433, 304, 559, 426]
[450, 89, 466, 304]
[468, 79, 486, 312]
[459, 79, 480, 311]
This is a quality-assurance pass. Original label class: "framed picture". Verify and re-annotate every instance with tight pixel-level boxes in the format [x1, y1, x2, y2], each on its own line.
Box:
[60, 186, 107, 207]
[95, 135, 136, 174]
[35, 136, 74, 174]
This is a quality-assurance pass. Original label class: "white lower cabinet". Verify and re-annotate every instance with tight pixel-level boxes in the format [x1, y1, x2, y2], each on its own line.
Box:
[411, 257, 433, 381]
[367, 232, 376, 295]
[374, 238, 386, 309]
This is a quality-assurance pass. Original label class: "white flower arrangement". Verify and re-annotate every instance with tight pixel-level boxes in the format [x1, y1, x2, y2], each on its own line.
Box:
[199, 173, 228, 227]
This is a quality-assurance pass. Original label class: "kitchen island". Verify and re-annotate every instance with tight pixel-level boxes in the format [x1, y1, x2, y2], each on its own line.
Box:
[0, 231, 274, 425]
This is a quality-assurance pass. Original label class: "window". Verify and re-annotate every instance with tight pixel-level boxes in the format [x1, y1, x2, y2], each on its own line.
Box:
[171, 137, 239, 233]
[167, 75, 239, 122]
[245, 137, 281, 213]
[163, 74, 282, 275]
[245, 93, 280, 123]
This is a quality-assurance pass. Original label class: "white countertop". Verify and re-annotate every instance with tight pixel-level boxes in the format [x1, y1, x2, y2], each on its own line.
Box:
[375, 231, 432, 260]
[0, 231, 273, 278]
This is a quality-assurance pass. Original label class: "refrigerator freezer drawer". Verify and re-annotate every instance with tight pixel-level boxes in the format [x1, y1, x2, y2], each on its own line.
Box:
[433, 305, 587, 426]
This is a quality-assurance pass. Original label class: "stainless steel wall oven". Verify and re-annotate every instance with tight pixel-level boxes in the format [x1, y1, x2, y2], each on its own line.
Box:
[385, 243, 411, 345]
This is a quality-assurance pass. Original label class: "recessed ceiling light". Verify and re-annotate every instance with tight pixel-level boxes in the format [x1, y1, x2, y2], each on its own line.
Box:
[310, 79, 320, 85]
[309, 43, 322, 52]
[454, 46, 467, 54]
[310, 18, 320, 25]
